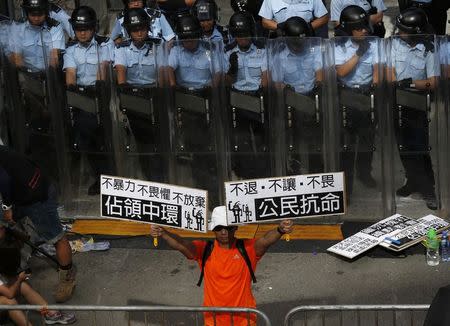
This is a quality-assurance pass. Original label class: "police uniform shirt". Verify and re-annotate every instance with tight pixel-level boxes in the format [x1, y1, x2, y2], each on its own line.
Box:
[10, 20, 65, 72]
[63, 37, 114, 86]
[224, 43, 267, 91]
[110, 9, 175, 42]
[334, 38, 380, 87]
[272, 44, 322, 94]
[49, 4, 75, 38]
[114, 40, 161, 85]
[258, 0, 328, 24]
[330, 0, 386, 21]
[0, 21, 11, 56]
[440, 41, 450, 66]
[168, 42, 221, 90]
[391, 37, 439, 81]
[203, 26, 223, 43]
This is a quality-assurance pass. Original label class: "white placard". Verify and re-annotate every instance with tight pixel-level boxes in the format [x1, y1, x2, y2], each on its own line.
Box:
[224, 172, 345, 225]
[100, 175, 208, 233]
[327, 214, 418, 259]
[378, 215, 450, 252]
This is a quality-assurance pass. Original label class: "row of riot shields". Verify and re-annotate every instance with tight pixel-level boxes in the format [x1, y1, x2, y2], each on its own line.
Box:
[1, 27, 449, 222]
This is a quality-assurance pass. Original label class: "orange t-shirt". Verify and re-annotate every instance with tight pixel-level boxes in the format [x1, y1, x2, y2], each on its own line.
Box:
[192, 239, 261, 326]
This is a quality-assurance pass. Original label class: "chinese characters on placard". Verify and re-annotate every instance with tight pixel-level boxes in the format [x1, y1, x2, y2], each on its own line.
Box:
[225, 173, 345, 224]
[101, 176, 208, 232]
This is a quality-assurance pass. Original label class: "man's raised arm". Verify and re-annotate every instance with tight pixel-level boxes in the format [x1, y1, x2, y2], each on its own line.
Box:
[150, 225, 197, 259]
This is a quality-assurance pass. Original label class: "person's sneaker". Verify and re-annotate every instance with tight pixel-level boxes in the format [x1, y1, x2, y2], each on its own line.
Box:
[357, 174, 377, 188]
[87, 180, 100, 196]
[44, 311, 76, 325]
[396, 182, 415, 197]
[54, 266, 76, 303]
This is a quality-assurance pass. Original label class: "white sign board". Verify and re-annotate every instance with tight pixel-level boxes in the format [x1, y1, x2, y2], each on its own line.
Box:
[100, 175, 208, 232]
[224, 172, 345, 225]
[379, 215, 449, 252]
[327, 214, 418, 259]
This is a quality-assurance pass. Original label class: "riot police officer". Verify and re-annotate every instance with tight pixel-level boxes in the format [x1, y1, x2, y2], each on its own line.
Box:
[391, 8, 438, 210]
[10, 0, 65, 71]
[8, 0, 65, 182]
[272, 16, 324, 175]
[330, 0, 387, 38]
[224, 12, 269, 179]
[114, 8, 166, 182]
[258, 0, 329, 35]
[334, 5, 380, 198]
[111, 0, 175, 45]
[63, 6, 114, 195]
[167, 14, 222, 206]
[191, 0, 227, 43]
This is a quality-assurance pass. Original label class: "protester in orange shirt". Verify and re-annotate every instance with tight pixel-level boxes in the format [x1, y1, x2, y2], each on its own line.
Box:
[150, 206, 294, 326]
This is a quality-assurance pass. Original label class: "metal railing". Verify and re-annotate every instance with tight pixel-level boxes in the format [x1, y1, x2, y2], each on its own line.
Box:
[284, 305, 430, 326]
[0, 304, 271, 326]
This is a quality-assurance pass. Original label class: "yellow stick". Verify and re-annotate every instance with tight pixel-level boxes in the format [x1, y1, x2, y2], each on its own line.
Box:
[153, 237, 158, 247]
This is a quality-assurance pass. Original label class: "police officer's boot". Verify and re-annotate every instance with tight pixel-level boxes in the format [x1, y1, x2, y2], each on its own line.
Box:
[54, 265, 77, 303]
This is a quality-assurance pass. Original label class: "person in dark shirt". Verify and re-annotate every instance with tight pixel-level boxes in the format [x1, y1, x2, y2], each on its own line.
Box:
[0, 145, 76, 303]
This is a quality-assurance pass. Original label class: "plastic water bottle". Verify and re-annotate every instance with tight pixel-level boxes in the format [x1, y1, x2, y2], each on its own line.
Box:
[441, 231, 449, 262]
[426, 228, 440, 266]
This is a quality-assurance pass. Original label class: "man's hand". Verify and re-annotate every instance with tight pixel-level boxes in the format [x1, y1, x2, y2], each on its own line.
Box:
[17, 271, 30, 282]
[356, 40, 370, 57]
[278, 219, 294, 235]
[150, 224, 165, 238]
[3, 209, 14, 224]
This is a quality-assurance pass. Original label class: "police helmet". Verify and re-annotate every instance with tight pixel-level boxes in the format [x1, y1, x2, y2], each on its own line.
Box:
[229, 12, 255, 38]
[21, 0, 49, 14]
[281, 16, 313, 37]
[70, 6, 97, 30]
[123, 8, 150, 34]
[339, 5, 371, 35]
[176, 14, 202, 40]
[230, 0, 258, 15]
[395, 7, 429, 34]
[191, 0, 218, 22]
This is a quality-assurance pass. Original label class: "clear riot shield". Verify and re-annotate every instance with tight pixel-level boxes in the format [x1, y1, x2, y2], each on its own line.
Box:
[164, 38, 226, 209]
[267, 36, 325, 177]
[59, 41, 117, 218]
[439, 36, 450, 213]
[224, 37, 272, 181]
[7, 21, 68, 188]
[0, 16, 11, 145]
[386, 34, 442, 215]
[328, 36, 386, 221]
[113, 41, 170, 184]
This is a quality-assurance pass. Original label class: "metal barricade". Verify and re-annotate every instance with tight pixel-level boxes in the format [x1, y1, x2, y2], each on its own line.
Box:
[0, 304, 272, 326]
[284, 305, 430, 326]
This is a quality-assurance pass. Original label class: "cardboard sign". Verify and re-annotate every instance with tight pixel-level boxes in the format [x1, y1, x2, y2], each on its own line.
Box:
[100, 175, 208, 233]
[224, 172, 345, 225]
[327, 214, 418, 259]
[379, 215, 449, 252]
